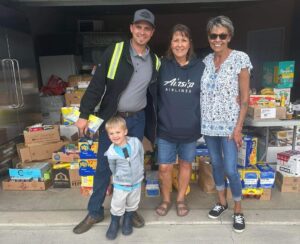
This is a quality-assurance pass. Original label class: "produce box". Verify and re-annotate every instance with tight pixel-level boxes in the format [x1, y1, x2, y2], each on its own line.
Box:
[247, 106, 286, 120]
[17, 140, 68, 163]
[2, 179, 52, 191]
[24, 125, 60, 145]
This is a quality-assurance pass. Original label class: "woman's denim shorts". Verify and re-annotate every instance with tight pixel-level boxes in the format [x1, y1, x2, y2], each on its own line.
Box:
[156, 137, 197, 164]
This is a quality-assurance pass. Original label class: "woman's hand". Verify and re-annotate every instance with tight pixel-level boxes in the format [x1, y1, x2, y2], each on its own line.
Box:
[232, 127, 243, 148]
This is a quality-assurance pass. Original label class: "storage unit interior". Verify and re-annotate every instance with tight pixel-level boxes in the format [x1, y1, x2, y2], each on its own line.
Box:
[5, 0, 300, 96]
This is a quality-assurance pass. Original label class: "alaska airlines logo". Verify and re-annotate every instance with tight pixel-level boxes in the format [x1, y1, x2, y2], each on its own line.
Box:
[163, 78, 195, 93]
[163, 78, 195, 88]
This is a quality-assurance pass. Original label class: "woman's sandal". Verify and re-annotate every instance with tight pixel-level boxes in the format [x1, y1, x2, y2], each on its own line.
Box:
[176, 201, 190, 217]
[155, 201, 172, 216]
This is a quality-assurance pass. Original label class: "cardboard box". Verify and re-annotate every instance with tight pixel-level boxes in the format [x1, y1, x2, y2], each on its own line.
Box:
[64, 90, 85, 107]
[198, 158, 216, 193]
[17, 140, 68, 163]
[275, 171, 300, 192]
[249, 95, 276, 107]
[9, 162, 51, 181]
[256, 163, 275, 188]
[24, 125, 60, 145]
[277, 150, 300, 176]
[60, 125, 79, 142]
[52, 168, 70, 188]
[262, 61, 295, 88]
[2, 179, 52, 191]
[247, 106, 286, 120]
[78, 139, 98, 159]
[52, 168, 80, 188]
[68, 75, 92, 87]
[81, 175, 94, 187]
[52, 152, 80, 163]
[240, 166, 260, 188]
[69, 169, 81, 188]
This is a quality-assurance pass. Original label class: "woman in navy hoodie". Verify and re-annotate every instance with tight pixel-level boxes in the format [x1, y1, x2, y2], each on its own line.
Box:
[155, 24, 204, 217]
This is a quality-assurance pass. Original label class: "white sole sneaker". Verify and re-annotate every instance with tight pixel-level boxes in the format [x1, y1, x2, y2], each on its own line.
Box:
[233, 227, 245, 233]
[207, 208, 228, 219]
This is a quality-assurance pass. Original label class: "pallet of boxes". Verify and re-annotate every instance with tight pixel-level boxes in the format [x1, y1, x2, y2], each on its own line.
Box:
[2, 124, 67, 191]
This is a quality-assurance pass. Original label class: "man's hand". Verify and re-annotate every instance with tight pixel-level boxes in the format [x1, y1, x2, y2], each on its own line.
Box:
[75, 118, 89, 137]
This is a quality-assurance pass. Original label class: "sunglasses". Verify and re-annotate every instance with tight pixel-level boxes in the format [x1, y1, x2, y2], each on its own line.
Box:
[209, 33, 228, 40]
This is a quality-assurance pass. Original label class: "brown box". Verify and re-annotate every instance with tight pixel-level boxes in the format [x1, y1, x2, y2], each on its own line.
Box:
[198, 158, 216, 193]
[68, 75, 92, 87]
[24, 125, 60, 145]
[17, 140, 69, 163]
[69, 169, 81, 188]
[52, 152, 80, 163]
[275, 171, 300, 192]
[247, 106, 286, 120]
[2, 179, 52, 191]
[64, 90, 85, 106]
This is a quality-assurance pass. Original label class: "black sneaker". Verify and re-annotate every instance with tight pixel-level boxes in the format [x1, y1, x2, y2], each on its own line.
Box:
[208, 203, 228, 219]
[233, 213, 245, 233]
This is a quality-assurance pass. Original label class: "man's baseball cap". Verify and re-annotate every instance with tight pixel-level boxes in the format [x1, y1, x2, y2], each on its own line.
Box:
[133, 9, 155, 27]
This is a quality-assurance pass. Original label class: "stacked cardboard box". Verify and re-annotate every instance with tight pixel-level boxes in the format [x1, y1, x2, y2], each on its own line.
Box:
[2, 162, 52, 191]
[275, 171, 300, 192]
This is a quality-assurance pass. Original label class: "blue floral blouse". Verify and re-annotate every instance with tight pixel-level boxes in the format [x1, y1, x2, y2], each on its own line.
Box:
[200, 50, 253, 136]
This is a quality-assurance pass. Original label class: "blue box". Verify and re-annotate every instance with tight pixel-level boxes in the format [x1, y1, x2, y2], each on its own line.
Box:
[256, 163, 275, 188]
[196, 144, 209, 156]
[9, 162, 51, 180]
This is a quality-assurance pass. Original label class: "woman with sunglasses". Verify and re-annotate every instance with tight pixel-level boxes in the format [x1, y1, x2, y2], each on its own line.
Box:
[200, 16, 252, 233]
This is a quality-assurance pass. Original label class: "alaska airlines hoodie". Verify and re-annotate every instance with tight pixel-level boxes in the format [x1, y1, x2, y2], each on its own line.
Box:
[157, 56, 204, 143]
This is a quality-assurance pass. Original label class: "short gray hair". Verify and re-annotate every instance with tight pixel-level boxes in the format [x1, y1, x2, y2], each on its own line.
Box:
[207, 16, 234, 37]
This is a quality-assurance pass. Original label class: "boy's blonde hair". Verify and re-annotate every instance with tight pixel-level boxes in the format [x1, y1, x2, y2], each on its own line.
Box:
[105, 116, 127, 131]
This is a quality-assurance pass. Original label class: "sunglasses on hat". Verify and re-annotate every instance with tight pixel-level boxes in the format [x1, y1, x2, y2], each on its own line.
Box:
[209, 33, 228, 40]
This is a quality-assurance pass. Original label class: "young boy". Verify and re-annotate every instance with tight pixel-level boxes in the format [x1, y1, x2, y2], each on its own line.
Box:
[104, 116, 144, 240]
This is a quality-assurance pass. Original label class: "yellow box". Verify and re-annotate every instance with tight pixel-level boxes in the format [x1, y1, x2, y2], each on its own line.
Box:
[78, 141, 98, 154]
[81, 175, 94, 187]
[78, 159, 97, 170]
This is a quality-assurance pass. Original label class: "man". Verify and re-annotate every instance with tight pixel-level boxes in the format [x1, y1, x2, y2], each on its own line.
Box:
[73, 9, 159, 234]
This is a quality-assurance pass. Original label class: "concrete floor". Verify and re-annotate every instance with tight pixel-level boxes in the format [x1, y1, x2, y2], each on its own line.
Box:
[1, 183, 300, 243]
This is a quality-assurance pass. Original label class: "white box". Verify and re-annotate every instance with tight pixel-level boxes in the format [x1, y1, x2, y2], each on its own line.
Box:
[277, 150, 300, 176]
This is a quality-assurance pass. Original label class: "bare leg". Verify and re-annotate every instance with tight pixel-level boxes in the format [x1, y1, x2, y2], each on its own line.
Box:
[177, 160, 192, 201]
[156, 164, 173, 216]
[234, 201, 242, 213]
[217, 189, 227, 206]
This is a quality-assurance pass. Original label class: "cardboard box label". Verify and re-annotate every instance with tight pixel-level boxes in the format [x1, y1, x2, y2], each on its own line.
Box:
[260, 108, 276, 119]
